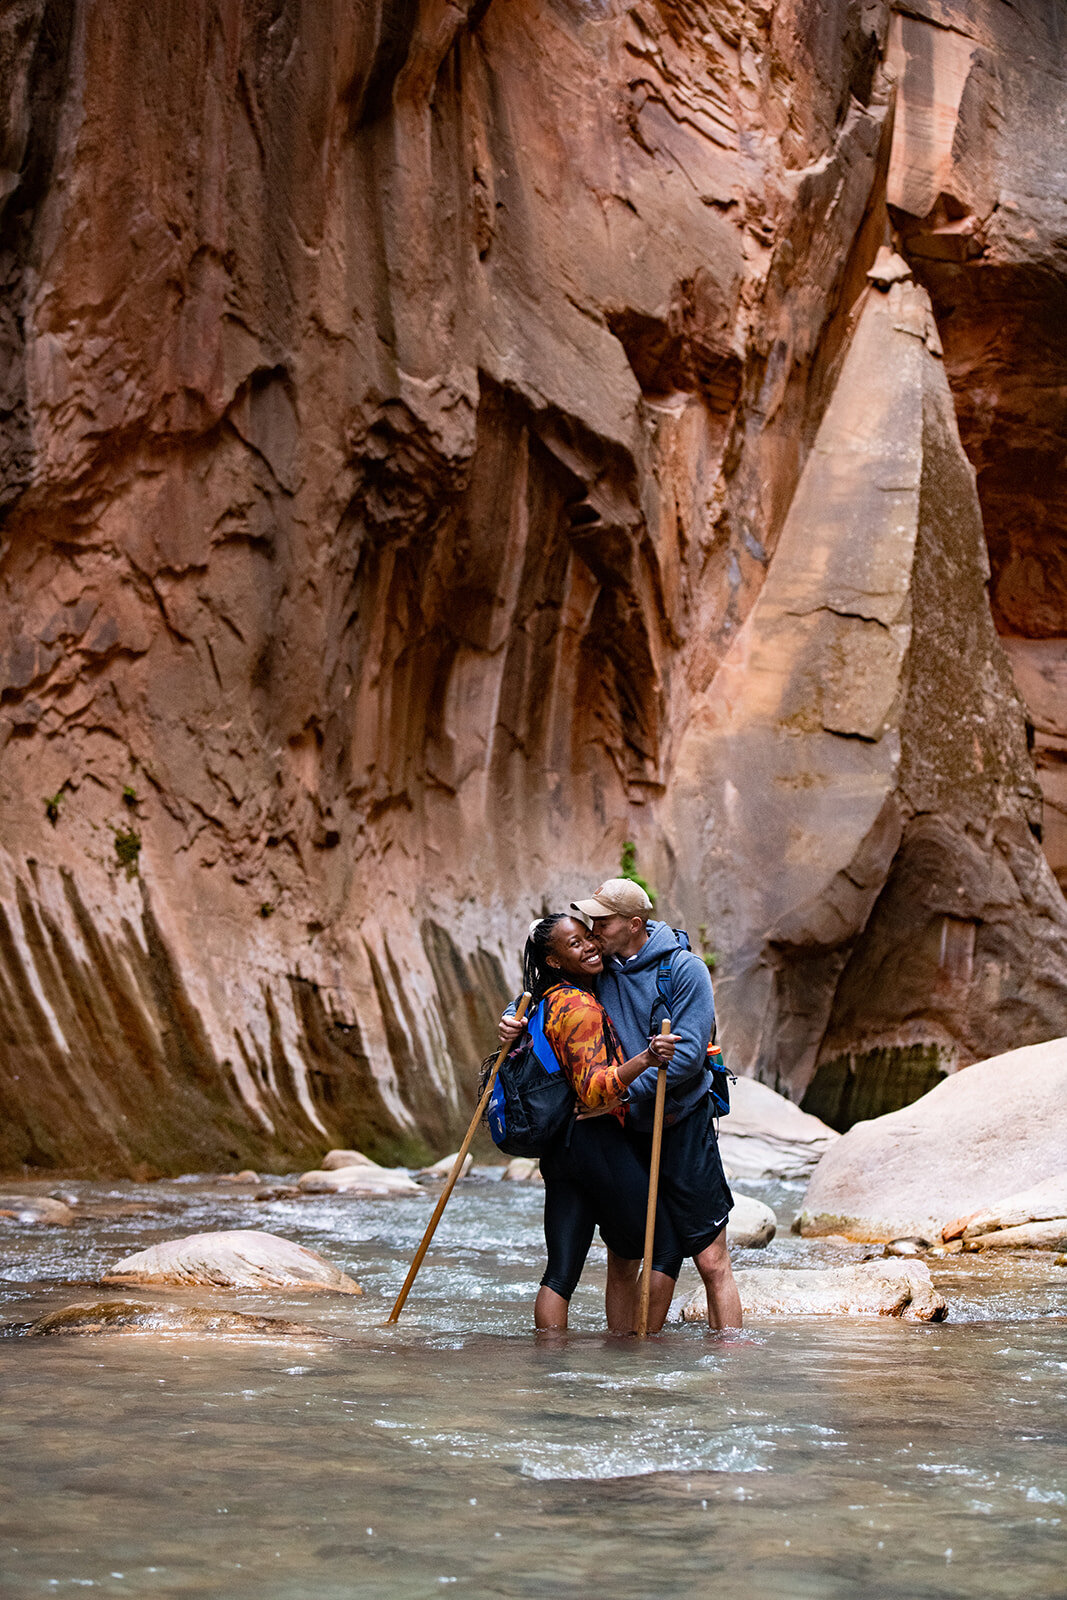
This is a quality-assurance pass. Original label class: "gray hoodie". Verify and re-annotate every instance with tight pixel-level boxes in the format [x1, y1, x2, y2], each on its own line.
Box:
[597, 920, 714, 1132]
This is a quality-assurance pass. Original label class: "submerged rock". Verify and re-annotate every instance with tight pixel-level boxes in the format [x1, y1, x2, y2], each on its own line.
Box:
[321, 1150, 378, 1171]
[0, 1194, 74, 1225]
[418, 1152, 473, 1180]
[717, 1080, 838, 1182]
[726, 1194, 777, 1249]
[797, 1039, 1067, 1241]
[20, 1301, 330, 1339]
[298, 1165, 422, 1196]
[681, 1260, 947, 1323]
[102, 1230, 363, 1293]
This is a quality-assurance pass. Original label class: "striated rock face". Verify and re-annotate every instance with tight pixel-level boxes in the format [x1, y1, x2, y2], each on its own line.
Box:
[886, 0, 1067, 886]
[1, 1, 1065, 1173]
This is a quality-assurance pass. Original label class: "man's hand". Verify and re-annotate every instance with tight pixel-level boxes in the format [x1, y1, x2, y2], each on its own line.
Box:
[498, 1014, 526, 1047]
[648, 1031, 680, 1063]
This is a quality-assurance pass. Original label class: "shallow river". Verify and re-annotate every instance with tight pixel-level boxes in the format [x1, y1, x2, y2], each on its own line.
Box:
[1, 1173, 1065, 1599]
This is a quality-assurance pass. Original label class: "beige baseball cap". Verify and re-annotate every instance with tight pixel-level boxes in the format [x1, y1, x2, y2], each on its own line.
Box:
[571, 877, 654, 921]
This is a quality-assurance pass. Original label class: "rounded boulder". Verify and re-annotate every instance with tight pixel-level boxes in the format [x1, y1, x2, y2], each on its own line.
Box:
[102, 1229, 363, 1293]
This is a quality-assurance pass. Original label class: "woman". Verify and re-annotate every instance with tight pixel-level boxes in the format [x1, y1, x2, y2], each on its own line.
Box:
[523, 912, 684, 1333]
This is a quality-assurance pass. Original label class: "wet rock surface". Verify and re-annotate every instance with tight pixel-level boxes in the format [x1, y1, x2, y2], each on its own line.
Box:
[101, 1229, 364, 1293]
[0, 1193, 74, 1225]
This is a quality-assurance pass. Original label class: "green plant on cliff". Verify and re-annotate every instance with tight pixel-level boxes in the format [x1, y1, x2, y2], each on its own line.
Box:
[697, 922, 719, 973]
[112, 826, 141, 879]
[122, 784, 138, 809]
[619, 841, 654, 903]
[44, 791, 64, 826]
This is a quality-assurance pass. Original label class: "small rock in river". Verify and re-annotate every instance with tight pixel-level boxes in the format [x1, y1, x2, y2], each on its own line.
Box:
[321, 1149, 379, 1171]
[726, 1193, 776, 1248]
[102, 1229, 363, 1292]
[959, 1173, 1067, 1245]
[0, 1194, 75, 1226]
[20, 1300, 332, 1339]
[884, 1237, 929, 1257]
[418, 1152, 473, 1180]
[502, 1158, 542, 1183]
[218, 1170, 261, 1184]
[964, 1219, 1067, 1252]
[298, 1166, 422, 1196]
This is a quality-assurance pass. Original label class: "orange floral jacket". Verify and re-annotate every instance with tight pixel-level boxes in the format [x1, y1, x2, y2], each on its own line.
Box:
[541, 982, 627, 1118]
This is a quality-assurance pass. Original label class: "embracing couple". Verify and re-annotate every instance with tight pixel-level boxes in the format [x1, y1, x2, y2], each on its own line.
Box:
[500, 877, 743, 1335]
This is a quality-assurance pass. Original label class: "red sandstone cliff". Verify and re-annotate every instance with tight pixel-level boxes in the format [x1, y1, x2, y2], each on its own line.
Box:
[1, 0, 1064, 1173]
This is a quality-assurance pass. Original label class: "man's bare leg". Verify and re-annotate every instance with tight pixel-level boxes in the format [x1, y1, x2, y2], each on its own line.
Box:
[605, 1251, 674, 1334]
[534, 1286, 569, 1330]
[692, 1229, 742, 1329]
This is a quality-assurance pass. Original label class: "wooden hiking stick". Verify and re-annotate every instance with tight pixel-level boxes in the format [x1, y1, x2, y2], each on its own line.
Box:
[636, 1016, 671, 1339]
[387, 991, 532, 1323]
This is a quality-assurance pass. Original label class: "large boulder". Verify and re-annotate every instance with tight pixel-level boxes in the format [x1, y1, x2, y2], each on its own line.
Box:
[797, 1039, 1067, 1241]
[725, 1193, 776, 1249]
[680, 1259, 947, 1323]
[297, 1165, 422, 1196]
[102, 1230, 363, 1293]
[717, 1079, 838, 1181]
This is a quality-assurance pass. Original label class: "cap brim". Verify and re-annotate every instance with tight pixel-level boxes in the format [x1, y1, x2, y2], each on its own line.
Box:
[571, 898, 613, 921]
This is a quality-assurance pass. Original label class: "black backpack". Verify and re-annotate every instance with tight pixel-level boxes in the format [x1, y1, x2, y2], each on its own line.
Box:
[481, 996, 575, 1157]
[647, 928, 735, 1116]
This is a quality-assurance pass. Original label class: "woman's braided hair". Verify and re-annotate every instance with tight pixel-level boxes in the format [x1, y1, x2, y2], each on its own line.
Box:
[522, 912, 571, 1007]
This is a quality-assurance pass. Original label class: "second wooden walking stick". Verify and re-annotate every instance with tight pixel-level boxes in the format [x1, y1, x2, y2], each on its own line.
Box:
[636, 1016, 671, 1339]
[387, 991, 531, 1323]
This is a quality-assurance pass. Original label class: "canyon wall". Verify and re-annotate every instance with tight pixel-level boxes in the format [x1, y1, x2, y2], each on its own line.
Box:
[1, 0, 1065, 1173]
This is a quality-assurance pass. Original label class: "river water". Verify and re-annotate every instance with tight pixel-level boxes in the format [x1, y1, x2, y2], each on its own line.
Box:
[2, 1173, 1065, 1599]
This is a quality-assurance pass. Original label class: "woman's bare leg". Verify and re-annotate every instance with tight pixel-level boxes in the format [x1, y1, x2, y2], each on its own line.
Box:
[534, 1286, 569, 1329]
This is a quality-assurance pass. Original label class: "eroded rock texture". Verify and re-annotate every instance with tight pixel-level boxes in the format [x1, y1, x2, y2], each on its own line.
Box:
[886, 0, 1067, 887]
[0, 0, 1064, 1173]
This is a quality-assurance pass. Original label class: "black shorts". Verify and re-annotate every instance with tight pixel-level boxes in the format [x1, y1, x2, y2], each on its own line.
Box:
[625, 1092, 733, 1258]
[539, 1115, 685, 1301]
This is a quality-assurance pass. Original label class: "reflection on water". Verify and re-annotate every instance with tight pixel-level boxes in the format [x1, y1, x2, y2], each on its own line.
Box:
[1, 1175, 1064, 1599]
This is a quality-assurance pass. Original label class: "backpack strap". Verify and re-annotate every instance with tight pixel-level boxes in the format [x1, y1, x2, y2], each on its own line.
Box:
[648, 928, 689, 1035]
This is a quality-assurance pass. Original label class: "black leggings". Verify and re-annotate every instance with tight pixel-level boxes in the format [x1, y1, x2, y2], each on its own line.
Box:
[539, 1115, 685, 1301]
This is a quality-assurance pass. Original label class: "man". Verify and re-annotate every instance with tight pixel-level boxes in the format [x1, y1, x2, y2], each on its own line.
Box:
[572, 879, 742, 1333]
[502, 878, 742, 1333]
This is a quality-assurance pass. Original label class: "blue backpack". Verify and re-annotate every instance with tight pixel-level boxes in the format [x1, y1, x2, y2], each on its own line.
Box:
[482, 998, 576, 1157]
[648, 929, 735, 1117]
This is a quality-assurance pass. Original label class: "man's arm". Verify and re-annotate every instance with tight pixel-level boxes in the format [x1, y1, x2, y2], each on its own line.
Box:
[628, 953, 714, 1101]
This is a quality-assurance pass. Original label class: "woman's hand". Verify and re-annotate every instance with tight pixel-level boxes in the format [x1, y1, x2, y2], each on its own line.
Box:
[498, 1014, 526, 1046]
